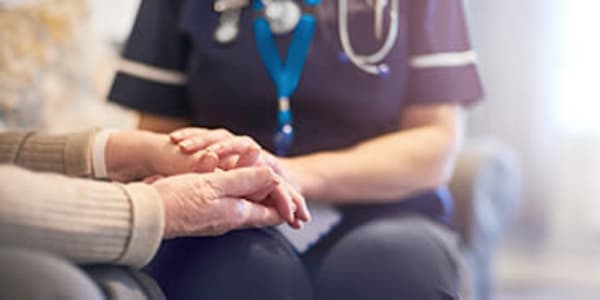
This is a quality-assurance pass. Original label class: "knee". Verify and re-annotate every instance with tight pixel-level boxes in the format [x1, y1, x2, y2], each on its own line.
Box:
[0, 248, 103, 300]
[315, 218, 460, 300]
[152, 228, 302, 276]
[209, 229, 308, 283]
[148, 229, 311, 300]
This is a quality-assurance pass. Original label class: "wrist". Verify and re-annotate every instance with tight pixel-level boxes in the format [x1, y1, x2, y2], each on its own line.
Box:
[91, 129, 113, 179]
[151, 180, 178, 239]
[280, 156, 323, 199]
[106, 131, 154, 182]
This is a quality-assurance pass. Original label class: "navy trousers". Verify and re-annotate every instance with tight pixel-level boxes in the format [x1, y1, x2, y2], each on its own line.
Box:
[145, 212, 461, 300]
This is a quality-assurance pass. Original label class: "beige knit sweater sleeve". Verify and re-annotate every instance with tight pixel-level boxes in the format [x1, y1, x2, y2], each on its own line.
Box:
[0, 131, 164, 267]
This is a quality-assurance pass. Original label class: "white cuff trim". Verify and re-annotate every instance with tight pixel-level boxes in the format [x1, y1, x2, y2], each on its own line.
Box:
[92, 129, 116, 179]
[119, 183, 165, 267]
[119, 59, 188, 85]
[410, 50, 477, 69]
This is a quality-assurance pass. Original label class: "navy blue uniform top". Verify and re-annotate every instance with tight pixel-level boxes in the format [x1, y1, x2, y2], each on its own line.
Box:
[109, 0, 484, 223]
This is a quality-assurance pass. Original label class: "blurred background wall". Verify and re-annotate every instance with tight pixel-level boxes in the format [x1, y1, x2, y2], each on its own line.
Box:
[466, 0, 600, 299]
[0, 0, 136, 131]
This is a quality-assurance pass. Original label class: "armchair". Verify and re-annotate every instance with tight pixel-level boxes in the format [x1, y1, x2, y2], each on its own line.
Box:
[450, 139, 521, 300]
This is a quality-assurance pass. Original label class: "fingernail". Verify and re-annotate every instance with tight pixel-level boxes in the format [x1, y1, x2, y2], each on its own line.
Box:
[298, 221, 304, 230]
[180, 140, 194, 149]
[171, 132, 183, 140]
[199, 152, 218, 171]
[205, 150, 219, 159]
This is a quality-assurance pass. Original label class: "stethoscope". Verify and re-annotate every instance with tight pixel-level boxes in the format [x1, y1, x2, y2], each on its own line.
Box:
[213, 0, 399, 155]
[338, 0, 399, 76]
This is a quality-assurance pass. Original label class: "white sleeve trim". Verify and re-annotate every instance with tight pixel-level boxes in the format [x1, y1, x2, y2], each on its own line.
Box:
[119, 58, 188, 85]
[92, 129, 117, 179]
[410, 50, 477, 69]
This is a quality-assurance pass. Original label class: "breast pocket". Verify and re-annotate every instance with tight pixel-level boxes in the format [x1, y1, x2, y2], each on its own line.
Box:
[178, 1, 276, 109]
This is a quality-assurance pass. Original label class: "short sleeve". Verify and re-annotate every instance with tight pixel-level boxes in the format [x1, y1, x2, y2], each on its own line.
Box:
[108, 0, 191, 118]
[407, 0, 484, 106]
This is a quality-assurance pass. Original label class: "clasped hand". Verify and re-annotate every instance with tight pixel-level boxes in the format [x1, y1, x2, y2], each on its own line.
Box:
[106, 129, 310, 239]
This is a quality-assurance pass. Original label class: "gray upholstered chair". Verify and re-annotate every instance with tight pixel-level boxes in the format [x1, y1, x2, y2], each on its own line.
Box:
[450, 139, 520, 300]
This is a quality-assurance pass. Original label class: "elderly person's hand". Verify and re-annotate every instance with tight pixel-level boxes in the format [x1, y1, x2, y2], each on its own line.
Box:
[153, 166, 284, 238]
[169, 127, 311, 228]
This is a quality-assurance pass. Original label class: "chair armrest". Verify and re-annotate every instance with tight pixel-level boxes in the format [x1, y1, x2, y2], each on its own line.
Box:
[450, 139, 521, 249]
[450, 139, 520, 300]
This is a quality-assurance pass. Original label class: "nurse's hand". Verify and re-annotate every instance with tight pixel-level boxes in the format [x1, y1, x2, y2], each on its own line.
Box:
[105, 130, 221, 182]
[153, 166, 284, 238]
[169, 127, 311, 228]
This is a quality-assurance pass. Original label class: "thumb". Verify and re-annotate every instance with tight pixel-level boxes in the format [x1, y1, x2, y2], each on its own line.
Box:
[209, 166, 279, 198]
[143, 175, 165, 184]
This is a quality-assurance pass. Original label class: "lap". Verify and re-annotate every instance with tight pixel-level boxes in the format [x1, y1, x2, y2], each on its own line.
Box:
[146, 228, 312, 300]
[305, 215, 461, 300]
[146, 216, 460, 300]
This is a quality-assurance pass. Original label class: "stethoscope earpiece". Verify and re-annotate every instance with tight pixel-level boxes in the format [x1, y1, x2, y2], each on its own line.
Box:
[337, 52, 350, 63]
[377, 64, 391, 77]
[337, 52, 391, 78]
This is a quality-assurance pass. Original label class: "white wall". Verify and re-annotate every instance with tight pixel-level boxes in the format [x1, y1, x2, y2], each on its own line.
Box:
[465, 0, 558, 240]
[466, 0, 600, 248]
[89, 0, 140, 43]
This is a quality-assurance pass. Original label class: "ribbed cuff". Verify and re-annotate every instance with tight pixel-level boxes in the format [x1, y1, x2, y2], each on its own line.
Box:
[119, 183, 164, 268]
[65, 130, 97, 177]
[12, 129, 97, 177]
[0, 131, 30, 164]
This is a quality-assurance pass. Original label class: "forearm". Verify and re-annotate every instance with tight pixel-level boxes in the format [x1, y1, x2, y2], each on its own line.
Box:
[101, 112, 193, 182]
[0, 129, 165, 182]
[284, 105, 464, 203]
[0, 130, 96, 177]
[0, 166, 164, 267]
[104, 130, 163, 182]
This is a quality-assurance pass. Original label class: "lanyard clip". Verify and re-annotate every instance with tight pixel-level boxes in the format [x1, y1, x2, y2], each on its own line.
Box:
[273, 97, 294, 156]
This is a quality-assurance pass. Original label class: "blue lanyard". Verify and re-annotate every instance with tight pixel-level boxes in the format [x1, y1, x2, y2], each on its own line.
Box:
[252, 0, 321, 156]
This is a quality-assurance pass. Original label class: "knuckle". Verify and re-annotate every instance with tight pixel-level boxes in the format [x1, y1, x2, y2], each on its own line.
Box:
[241, 136, 261, 149]
[181, 128, 199, 137]
[215, 129, 233, 137]
[257, 165, 275, 177]
[227, 201, 250, 229]
[192, 178, 219, 199]
[239, 135, 253, 143]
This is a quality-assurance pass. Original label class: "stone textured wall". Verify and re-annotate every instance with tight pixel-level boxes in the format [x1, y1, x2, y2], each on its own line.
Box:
[0, 0, 136, 132]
